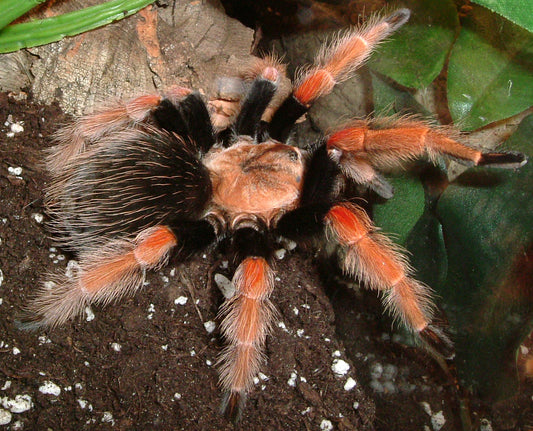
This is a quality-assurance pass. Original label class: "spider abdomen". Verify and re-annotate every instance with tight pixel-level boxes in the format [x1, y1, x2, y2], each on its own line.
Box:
[47, 127, 212, 251]
[203, 140, 304, 224]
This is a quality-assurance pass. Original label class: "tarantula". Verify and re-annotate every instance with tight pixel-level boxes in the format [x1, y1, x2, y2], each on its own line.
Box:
[23, 8, 526, 420]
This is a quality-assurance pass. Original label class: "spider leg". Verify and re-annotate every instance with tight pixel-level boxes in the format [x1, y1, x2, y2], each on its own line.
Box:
[48, 87, 191, 174]
[324, 203, 454, 357]
[268, 8, 411, 141]
[20, 221, 216, 330]
[152, 91, 215, 154]
[327, 118, 527, 180]
[232, 64, 281, 139]
[217, 227, 276, 421]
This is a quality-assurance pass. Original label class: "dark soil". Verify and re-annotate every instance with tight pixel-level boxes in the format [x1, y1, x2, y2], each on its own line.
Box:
[0, 92, 531, 431]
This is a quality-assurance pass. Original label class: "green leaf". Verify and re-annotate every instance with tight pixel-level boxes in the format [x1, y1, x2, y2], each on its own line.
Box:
[368, 0, 458, 89]
[471, 0, 533, 33]
[436, 114, 533, 398]
[0, 0, 48, 30]
[373, 173, 425, 246]
[371, 71, 430, 117]
[0, 0, 155, 53]
[448, 6, 533, 130]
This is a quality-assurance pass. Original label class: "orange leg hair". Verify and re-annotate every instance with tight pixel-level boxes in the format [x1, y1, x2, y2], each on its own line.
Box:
[294, 9, 410, 105]
[325, 203, 453, 356]
[218, 257, 276, 420]
[22, 226, 177, 329]
[327, 118, 528, 172]
[48, 87, 191, 174]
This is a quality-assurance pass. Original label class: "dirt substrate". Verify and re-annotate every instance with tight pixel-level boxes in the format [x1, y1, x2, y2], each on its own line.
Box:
[0, 93, 531, 430]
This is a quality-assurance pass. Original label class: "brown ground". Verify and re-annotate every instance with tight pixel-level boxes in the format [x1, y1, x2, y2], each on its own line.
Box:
[0, 93, 531, 431]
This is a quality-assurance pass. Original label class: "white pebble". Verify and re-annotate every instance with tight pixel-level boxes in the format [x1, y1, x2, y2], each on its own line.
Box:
[10, 123, 24, 133]
[0, 269, 3, 287]
[369, 380, 384, 393]
[285, 239, 297, 251]
[258, 372, 269, 381]
[420, 401, 432, 416]
[161, 345, 168, 351]
[206, 359, 212, 366]
[480, 418, 493, 431]
[12, 347, 20, 355]
[77, 399, 88, 409]
[287, 371, 298, 387]
[39, 381, 61, 396]
[370, 362, 383, 380]
[110, 343, 122, 352]
[292, 307, 299, 315]
[1, 394, 33, 413]
[382, 364, 398, 381]
[332, 350, 341, 357]
[148, 303, 155, 313]
[331, 359, 350, 376]
[353, 401, 360, 410]
[320, 419, 333, 431]
[204, 320, 216, 334]
[344, 377, 357, 391]
[174, 393, 182, 400]
[31, 213, 44, 224]
[431, 411, 446, 431]
[274, 248, 286, 260]
[85, 306, 95, 322]
[7, 167, 22, 176]
[1, 381, 11, 391]
[0, 409, 11, 425]
[296, 329, 305, 337]
[214, 273, 235, 299]
[174, 296, 188, 305]
[101, 411, 115, 425]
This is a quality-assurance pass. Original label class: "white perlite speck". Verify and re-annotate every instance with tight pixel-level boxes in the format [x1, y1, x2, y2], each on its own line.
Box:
[10, 123, 24, 133]
[102, 411, 115, 425]
[1, 394, 33, 413]
[1, 381, 11, 391]
[110, 343, 122, 352]
[431, 411, 446, 431]
[31, 213, 44, 224]
[331, 359, 350, 376]
[85, 306, 95, 322]
[7, 167, 22, 176]
[274, 248, 286, 260]
[0, 409, 11, 425]
[204, 320, 216, 334]
[39, 381, 61, 396]
[174, 296, 188, 305]
[214, 273, 235, 299]
[0, 269, 4, 288]
[320, 419, 333, 431]
[344, 377, 357, 391]
[287, 371, 298, 387]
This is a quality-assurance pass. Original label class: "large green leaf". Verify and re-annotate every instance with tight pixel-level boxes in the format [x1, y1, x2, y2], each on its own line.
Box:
[368, 0, 458, 89]
[447, 6, 533, 131]
[471, 0, 533, 33]
[373, 173, 425, 246]
[436, 114, 533, 398]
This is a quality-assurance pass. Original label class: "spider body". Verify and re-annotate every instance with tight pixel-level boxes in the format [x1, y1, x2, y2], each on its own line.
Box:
[22, 8, 527, 421]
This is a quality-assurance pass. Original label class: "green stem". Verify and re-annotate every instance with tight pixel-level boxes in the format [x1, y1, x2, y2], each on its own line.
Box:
[0, 0, 155, 53]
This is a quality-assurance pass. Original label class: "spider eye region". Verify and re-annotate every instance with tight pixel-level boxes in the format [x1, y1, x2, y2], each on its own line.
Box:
[204, 141, 304, 221]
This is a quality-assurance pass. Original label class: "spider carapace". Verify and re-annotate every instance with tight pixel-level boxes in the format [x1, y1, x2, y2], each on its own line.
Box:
[22, 8, 526, 420]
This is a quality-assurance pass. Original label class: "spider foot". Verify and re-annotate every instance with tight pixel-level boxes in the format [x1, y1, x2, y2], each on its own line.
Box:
[478, 151, 527, 169]
[220, 390, 246, 423]
[419, 324, 455, 360]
